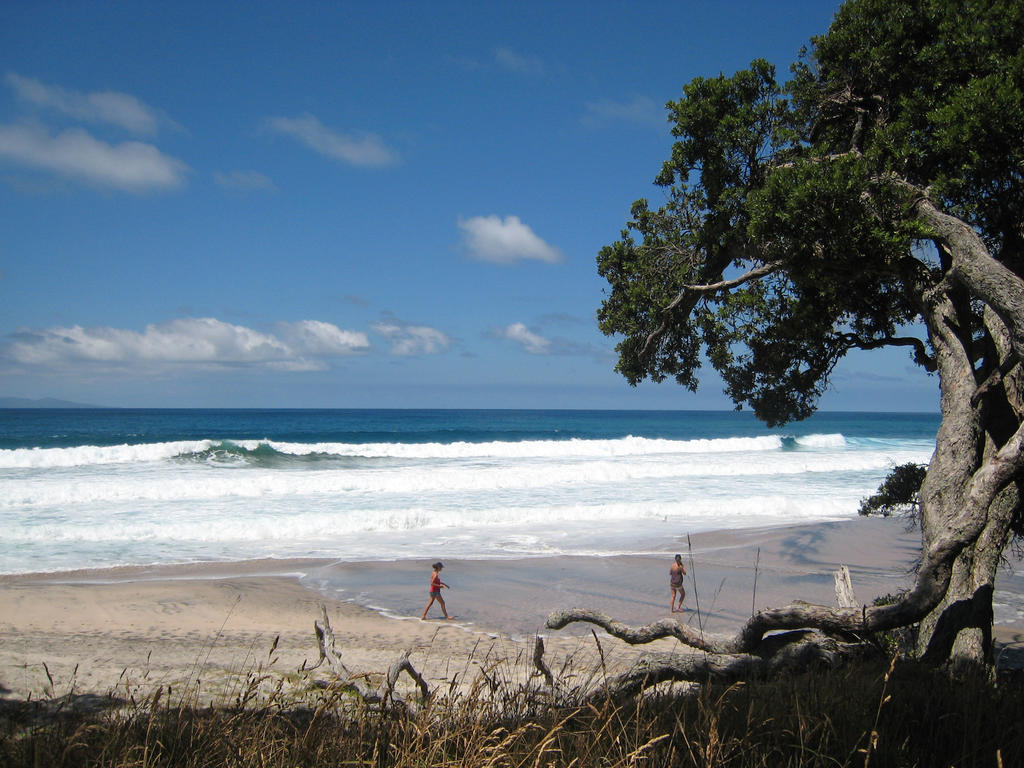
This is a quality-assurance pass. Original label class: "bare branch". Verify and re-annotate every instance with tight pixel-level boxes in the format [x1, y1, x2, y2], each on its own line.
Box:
[386, 650, 430, 702]
[308, 604, 353, 677]
[541, 565, 947, 698]
[850, 107, 867, 153]
[532, 635, 554, 688]
[545, 609, 725, 652]
[776, 150, 861, 170]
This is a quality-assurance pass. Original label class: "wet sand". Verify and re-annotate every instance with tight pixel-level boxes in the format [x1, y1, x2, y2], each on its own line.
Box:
[304, 518, 929, 637]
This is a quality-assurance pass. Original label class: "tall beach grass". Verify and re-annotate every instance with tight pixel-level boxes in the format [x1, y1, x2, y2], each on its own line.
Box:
[2, 640, 1021, 767]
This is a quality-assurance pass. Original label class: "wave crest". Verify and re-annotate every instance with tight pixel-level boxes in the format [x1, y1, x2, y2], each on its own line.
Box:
[794, 433, 847, 449]
[0, 440, 217, 468]
[0, 434, 800, 468]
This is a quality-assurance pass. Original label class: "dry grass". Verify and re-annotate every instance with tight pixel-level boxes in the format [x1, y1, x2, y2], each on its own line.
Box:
[2, 643, 1022, 767]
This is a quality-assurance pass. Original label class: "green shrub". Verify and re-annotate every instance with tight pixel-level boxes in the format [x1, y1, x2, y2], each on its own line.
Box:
[858, 463, 928, 519]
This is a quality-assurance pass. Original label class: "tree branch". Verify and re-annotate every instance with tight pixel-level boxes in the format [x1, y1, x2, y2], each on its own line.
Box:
[638, 260, 783, 361]
[891, 179, 1024, 363]
[971, 350, 1021, 407]
[837, 333, 936, 371]
[964, 418, 1024, 525]
[676, 261, 785, 297]
[547, 600, 889, 657]
[546, 609, 726, 652]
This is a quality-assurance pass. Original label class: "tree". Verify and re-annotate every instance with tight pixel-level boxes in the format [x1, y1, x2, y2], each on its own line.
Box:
[590, 0, 1024, 668]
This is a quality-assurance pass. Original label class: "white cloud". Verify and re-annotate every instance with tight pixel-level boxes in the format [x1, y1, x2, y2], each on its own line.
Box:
[582, 95, 665, 129]
[494, 47, 545, 75]
[497, 322, 551, 354]
[4, 318, 369, 372]
[213, 169, 276, 191]
[459, 215, 563, 264]
[6, 73, 161, 135]
[0, 122, 187, 191]
[372, 323, 451, 355]
[265, 113, 398, 167]
[278, 320, 370, 356]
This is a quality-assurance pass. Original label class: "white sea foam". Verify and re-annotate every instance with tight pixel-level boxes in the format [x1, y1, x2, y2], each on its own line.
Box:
[0, 447, 930, 508]
[0, 425, 938, 574]
[794, 433, 846, 448]
[1, 494, 857, 567]
[253, 434, 787, 459]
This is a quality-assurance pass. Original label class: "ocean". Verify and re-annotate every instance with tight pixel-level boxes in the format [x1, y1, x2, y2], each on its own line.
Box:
[0, 409, 939, 576]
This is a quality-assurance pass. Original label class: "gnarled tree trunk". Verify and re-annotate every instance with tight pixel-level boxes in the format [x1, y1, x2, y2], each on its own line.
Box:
[910, 201, 1024, 665]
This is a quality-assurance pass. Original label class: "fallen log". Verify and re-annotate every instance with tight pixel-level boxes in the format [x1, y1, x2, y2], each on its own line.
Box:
[594, 631, 875, 701]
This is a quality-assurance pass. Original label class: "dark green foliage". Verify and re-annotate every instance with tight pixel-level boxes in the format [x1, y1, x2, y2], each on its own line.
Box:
[793, 0, 1024, 255]
[597, 0, 1024, 426]
[858, 462, 928, 518]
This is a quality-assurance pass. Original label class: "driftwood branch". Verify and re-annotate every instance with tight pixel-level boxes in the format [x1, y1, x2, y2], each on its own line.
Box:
[305, 604, 431, 707]
[306, 605, 352, 676]
[386, 650, 430, 701]
[834, 565, 858, 609]
[532, 636, 554, 688]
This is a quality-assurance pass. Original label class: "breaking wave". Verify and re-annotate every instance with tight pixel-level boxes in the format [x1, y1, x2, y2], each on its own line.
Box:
[0, 433, 860, 469]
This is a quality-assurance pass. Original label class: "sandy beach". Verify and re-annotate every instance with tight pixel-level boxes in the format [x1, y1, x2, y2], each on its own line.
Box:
[3, 517, 1023, 703]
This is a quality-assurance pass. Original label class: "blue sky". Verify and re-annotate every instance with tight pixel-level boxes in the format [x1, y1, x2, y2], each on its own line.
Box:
[0, 0, 938, 411]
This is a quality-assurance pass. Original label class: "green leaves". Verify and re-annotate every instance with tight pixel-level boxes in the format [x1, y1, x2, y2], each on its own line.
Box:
[596, 0, 1022, 424]
[858, 463, 928, 518]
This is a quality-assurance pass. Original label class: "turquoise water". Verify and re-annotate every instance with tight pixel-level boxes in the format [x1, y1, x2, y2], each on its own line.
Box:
[0, 409, 938, 574]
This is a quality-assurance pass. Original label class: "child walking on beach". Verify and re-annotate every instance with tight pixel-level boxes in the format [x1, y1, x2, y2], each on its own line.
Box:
[421, 561, 451, 620]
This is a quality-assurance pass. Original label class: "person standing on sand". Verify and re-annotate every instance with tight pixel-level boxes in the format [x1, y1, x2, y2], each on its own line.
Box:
[421, 561, 451, 620]
[670, 553, 687, 613]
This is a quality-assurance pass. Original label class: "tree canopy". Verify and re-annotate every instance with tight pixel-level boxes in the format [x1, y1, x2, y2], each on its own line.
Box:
[587, 0, 1024, 668]
[598, 0, 1023, 426]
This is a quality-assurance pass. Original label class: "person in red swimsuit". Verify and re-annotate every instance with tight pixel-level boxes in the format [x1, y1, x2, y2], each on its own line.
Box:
[421, 561, 451, 620]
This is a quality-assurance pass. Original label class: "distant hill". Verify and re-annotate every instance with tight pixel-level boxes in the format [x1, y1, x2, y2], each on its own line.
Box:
[0, 397, 103, 408]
